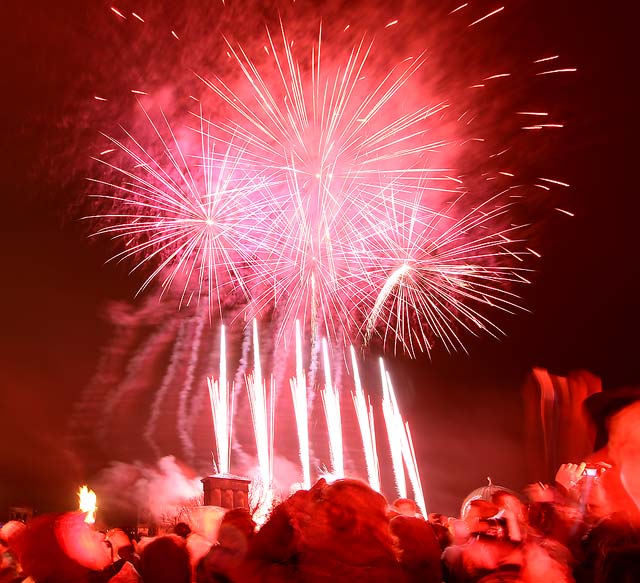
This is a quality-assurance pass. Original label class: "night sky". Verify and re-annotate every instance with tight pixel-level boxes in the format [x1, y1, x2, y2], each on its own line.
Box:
[1, 0, 637, 519]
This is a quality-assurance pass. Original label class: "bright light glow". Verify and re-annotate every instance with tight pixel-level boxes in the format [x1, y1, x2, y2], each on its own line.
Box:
[78, 485, 97, 524]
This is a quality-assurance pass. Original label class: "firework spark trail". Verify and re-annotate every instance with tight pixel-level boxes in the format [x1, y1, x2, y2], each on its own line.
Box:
[321, 337, 344, 478]
[382, 366, 427, 515]
[290, 320, 311, 488]
[350, 346, 380, 491]
[207, 324, 232, 474]
[144, 319, 188, 457]
[380, 358, 407, 498]
[176, 311, 206, 463]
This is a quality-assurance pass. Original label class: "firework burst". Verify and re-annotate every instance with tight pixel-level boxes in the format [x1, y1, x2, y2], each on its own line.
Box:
[87, 109, 275, 315]
[88, 18, 540, 355]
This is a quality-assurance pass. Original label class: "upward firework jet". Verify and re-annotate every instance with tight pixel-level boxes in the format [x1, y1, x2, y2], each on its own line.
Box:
[380, 360, 427, 516]
[290, 320, 311, 488]
[351, 346, 380, 491]
[321, 337, 344, 478]
[207, 325, 232, 474]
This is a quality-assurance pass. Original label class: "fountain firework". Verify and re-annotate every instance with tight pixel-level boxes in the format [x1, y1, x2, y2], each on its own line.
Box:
[205, 318, 425, 506]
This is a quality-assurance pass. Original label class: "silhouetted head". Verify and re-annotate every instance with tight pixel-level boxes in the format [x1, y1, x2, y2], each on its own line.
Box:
[139, 535, 190, 583]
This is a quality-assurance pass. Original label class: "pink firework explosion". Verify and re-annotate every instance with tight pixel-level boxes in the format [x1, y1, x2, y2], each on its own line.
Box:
[88, 110, 277, 312]
[87, 10, 568, 356]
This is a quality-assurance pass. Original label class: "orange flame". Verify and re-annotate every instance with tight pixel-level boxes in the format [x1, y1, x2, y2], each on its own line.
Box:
[77, 485, 97, 524]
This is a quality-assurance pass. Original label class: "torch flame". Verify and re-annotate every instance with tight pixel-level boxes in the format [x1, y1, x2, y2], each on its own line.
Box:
[78, 485, 97, 524]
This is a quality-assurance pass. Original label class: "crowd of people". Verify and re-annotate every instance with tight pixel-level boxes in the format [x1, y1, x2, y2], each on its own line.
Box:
[2, 388, 640, 583]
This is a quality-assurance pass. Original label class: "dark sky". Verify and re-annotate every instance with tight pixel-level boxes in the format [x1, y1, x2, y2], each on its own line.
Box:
[0, 0, 638, 518]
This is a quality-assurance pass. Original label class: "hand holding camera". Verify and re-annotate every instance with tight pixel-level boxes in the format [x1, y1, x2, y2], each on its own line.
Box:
[554, 461, 611, 490]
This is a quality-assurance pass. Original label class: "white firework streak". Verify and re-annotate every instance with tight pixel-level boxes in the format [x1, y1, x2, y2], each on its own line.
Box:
[350, 346, 380, 492]
[290, 320, 311, 488]
[207, 324, 233, 475]
[321, 337, 344, 478]
[245, 319, 274, 489]
[380, 358, 407, 498]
